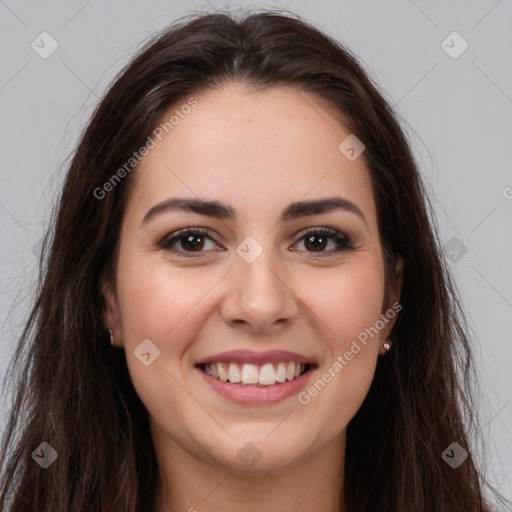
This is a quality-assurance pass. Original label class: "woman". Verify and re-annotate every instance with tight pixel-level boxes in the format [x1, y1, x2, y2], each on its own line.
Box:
[0, 9, 505, 512]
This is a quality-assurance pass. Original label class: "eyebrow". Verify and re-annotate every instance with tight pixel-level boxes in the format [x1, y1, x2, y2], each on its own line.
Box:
[140, 196, 367, 227]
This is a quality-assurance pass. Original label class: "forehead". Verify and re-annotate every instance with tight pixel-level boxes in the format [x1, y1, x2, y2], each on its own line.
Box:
[126, 84, 377, 228]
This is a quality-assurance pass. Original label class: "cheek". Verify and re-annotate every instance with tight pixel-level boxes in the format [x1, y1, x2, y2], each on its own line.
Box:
[292, 261, 383, 423]
[115, 250, 218, 341]
[114, 253, 225, 403]
[299, 350, 377, 447]
[299, 260, 385, 345]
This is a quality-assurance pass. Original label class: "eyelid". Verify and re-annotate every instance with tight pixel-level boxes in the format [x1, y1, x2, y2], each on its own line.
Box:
[158, 225, 354, 255]
[293, 226, 354, 252]
[157, 226, 218, 251]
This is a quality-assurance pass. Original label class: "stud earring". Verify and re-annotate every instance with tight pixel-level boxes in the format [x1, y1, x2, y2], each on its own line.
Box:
[383, 339, 392, 352]
[107, 328, 115, 347]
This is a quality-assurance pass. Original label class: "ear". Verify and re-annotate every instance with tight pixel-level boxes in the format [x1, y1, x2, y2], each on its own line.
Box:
[380, 256, 404, 342]
[99, 279, 123, 348]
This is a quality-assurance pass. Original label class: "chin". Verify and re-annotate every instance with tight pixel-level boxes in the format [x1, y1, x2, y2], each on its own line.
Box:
[202, 432, 311, 472]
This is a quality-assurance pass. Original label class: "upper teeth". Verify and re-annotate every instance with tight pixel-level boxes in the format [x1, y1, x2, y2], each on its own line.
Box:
[202, 362, 306, 386]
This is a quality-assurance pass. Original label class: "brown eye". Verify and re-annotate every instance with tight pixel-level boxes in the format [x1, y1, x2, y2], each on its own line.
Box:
[304, 233, 328, 252]
[158, 227, 218, 257]
[295, 228, 354, 254]
[178, 233, 206, 251]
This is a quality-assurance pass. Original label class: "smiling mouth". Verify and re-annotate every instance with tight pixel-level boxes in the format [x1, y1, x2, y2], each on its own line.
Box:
[197, 362, 313, 387]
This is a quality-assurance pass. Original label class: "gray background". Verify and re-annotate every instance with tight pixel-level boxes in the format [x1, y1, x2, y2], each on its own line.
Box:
[1, 0, 511, 506]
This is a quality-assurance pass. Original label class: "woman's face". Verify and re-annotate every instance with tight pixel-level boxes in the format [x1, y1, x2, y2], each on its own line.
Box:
[103, 83, 401, 472]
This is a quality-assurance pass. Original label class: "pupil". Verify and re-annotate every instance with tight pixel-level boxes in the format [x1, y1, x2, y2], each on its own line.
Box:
[306, 235, 326, 251]
[182, 235, 203, 250]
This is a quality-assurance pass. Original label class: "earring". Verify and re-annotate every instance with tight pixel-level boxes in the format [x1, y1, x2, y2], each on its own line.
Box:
[107, 328, 115, 347]
[383, 339, 392, 352]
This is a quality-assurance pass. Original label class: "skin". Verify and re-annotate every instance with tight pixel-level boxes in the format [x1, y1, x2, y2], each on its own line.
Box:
[102, 83, 403, 512]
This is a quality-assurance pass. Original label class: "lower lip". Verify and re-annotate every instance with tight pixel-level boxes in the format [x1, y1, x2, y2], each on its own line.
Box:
[196, 366, 315, 405]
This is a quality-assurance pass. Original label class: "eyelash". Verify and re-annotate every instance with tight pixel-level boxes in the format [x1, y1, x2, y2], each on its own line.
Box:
[157, 226, 354, 258]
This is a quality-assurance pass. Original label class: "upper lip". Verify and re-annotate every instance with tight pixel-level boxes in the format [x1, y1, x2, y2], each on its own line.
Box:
[196, 350, 317, 366]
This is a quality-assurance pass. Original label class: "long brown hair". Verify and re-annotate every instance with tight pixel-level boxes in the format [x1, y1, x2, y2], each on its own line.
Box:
[0, 9, 507, 511]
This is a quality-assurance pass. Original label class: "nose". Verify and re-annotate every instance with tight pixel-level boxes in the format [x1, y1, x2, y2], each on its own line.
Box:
[220, 246, 299, 334]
